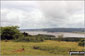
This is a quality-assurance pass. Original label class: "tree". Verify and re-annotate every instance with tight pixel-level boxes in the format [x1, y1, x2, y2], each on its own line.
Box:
[1, 26, 23, 40]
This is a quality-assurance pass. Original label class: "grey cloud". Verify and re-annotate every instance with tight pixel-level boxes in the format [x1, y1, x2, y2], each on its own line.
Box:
[36, 1, 84, 28]
[1, 1, 84, 29]
[1, 1, 37, 12]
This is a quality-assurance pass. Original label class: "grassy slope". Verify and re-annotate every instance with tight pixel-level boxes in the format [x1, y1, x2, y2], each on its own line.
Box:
[1, 40, 84, 55]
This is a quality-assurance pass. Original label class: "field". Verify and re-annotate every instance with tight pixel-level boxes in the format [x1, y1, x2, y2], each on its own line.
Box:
[1, 40, 84, 55]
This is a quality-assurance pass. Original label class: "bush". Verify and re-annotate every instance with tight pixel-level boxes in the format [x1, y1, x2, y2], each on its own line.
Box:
[36, 34, 56, 40]
[57, 34, 63, 41]
[22, 32, 31, 37]
[15, 35, 44, 42]
[1, 26, 23, 40]
[62, 37, 83, 42]
[78, 39, 85, 46]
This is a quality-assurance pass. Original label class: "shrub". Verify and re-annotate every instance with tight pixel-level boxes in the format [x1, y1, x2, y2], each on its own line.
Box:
[15, 35, 44, 42]
[22, 32, 31, 37]
[57, 34, 63, 41]
[1, 26, 23, 40]
[36, 34, 56, 40]
[78, 39, 85, 46]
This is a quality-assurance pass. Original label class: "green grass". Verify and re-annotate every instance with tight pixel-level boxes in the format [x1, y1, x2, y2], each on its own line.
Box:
[1, 40, 84, 55]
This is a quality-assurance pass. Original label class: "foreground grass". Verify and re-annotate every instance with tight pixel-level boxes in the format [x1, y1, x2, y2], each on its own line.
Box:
[1, 40, 84, 55]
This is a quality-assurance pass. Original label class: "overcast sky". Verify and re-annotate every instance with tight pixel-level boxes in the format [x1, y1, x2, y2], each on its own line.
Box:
[1, 1, 84, 29]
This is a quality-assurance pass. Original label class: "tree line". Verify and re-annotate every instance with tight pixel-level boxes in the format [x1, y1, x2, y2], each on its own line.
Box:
[0, 26, 84, 46]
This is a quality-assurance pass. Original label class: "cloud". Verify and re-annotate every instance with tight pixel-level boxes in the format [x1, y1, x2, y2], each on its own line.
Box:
[37, 1, 84, 28]
[1, 1, 84, 29]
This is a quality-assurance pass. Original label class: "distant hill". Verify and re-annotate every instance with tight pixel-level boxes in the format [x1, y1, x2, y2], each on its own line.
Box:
[20, 28, 85, 32]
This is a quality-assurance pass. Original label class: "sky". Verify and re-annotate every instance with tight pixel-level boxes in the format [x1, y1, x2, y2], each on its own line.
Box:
[1, 1, 84, 29]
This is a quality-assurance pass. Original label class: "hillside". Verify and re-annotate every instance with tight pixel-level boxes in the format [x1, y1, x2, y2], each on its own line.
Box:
[20, 28, 85, 32]
[1, 40, 84, 55]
